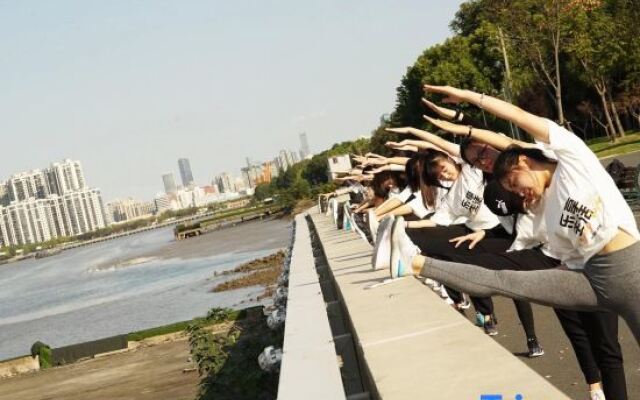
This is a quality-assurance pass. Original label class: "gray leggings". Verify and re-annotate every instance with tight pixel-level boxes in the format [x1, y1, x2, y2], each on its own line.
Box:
[421, 242, 640, 345]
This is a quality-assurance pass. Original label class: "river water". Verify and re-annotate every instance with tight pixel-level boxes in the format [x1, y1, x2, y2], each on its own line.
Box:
[0, 218, 291, 360]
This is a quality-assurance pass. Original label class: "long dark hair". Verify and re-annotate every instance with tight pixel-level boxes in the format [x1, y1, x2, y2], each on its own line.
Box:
[371, 171, 406, 199]
[406, 151, 437, 207]
[459, 137, 476, 166]
[493, 145, 557, 183]
[406, 151, 428, 192]
[421, 149, 460, 189]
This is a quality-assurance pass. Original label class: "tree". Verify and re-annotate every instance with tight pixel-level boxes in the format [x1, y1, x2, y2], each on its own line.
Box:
[487, 0, 584, 126]
[566, 0, 627, 139]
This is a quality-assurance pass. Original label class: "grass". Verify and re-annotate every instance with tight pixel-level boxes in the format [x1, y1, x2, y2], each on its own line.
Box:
[587, 131, 640, 158]
[126, 310, 243, 342]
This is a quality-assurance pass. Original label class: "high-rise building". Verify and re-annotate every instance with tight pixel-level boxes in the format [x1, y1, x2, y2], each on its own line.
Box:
[178, 158, 194, 187]
[162, 173, 177, 194]
[48, 159, 86, 195]
[0, 159, 108, 247]
[0, 182, 9, 207]
[215, 172, 234, 193]
[7, 170, 50, 202]
[0, 189, 107, 246]
[107, 198, 155, 223]
[299, 132, 311, 159]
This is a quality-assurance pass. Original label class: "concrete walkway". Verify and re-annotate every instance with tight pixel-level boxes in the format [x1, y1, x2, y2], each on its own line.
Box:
[310, 208, 571, 400]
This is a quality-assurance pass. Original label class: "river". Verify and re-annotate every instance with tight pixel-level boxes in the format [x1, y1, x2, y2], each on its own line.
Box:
[0, 217, 291, 360]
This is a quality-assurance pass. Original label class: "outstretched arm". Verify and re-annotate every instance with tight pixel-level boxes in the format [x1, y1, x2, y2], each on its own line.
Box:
[423, 116, 533, 151]
[424, 85, 550, 143]
[422, 98, 459, 121]
[385, 127, 460, 157]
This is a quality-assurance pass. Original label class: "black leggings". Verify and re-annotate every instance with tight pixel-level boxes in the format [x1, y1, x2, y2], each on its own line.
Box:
[406, 225, 511, 319]
[438, 248, 627, 400]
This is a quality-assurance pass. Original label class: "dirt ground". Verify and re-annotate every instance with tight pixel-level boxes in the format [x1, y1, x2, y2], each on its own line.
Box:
[0, 336, 200, 400]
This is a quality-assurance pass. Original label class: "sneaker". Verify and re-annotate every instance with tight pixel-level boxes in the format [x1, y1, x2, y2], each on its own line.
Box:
[342, 204, 352, 230]
[589, 389, 605, 400]
[389, 216, 419, 278]
[432, 280, 442, 291]
[367, 209, 379, 242]
[371, 215, 394, 270]
[483, 315, 498, 336]
[475, 312, 485, 327]
[439, 285, 449, 298]
[527, 337, 544, 358]
[456, 294, 471, 310]
[424, 278, 434, 287]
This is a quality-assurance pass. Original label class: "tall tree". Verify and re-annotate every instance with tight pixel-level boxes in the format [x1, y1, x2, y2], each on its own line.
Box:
[566, 0, 627, 139]
[487, 0, 583, 126]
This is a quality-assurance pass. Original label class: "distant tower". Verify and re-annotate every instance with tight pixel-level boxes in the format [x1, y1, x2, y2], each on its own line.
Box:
[299, 132, 310, 159]
[178, 158, 194, 187]
[162, 173, 177, 194]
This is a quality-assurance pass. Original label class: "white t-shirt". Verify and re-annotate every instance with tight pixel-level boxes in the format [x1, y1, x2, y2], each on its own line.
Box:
[539, 120, 640, 269]
[430, 164, 500, 230]
[505, 201, 560, 260]
[407, 191, 433, 219]
[394, 186, 414, 203]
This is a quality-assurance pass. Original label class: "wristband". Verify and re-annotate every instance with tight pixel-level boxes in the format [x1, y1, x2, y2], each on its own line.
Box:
[468, 126, 473, 138]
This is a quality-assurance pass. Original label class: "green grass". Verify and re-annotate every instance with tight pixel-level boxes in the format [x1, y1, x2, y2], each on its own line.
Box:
[126, 309, 244, 342]
[587, 131, 640, 158]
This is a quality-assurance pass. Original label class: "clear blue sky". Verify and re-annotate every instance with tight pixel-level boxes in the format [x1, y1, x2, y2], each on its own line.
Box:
[0, 0, 463, 201]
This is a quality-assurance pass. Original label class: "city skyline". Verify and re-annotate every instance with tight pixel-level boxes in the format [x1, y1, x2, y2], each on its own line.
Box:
[0, 1, 461, 201]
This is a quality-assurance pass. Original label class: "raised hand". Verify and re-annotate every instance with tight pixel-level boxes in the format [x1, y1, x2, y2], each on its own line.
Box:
[385, 141, 418, 152]
[365, 152, 384, 159]
[362, 157, 388, 167]
[422, 98, 456, 120]
[385, 126, 422, 136]
[423, 115, 470, 136]
[423, 85, 468, 104]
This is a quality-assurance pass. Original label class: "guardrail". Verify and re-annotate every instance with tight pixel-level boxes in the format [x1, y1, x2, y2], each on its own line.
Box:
[277, 213, 346, 399]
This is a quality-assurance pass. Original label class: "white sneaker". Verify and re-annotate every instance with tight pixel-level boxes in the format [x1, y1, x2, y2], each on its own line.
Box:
[424, 278, 435, 287]
[367, 209, 379, 242]
[371, 215, 394, 270]
[590, 389, 606, 400]
[432, 280, 442, 291]
[389, 216, 419, 278]
[439, 285, 449, 298]
[331, 199, 338, 226]
[458, 294, 471, 310]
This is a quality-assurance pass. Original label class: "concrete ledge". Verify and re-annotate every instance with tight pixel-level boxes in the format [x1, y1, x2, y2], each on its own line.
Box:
[277, 213, 345, 400]
[309, 208, 570, 400]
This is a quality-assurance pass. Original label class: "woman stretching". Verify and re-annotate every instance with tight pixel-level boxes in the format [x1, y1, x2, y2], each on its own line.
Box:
[389, 85, 640, 348]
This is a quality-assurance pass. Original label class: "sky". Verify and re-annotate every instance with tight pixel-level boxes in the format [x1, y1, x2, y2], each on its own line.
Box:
[0, 0, 463, 201]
